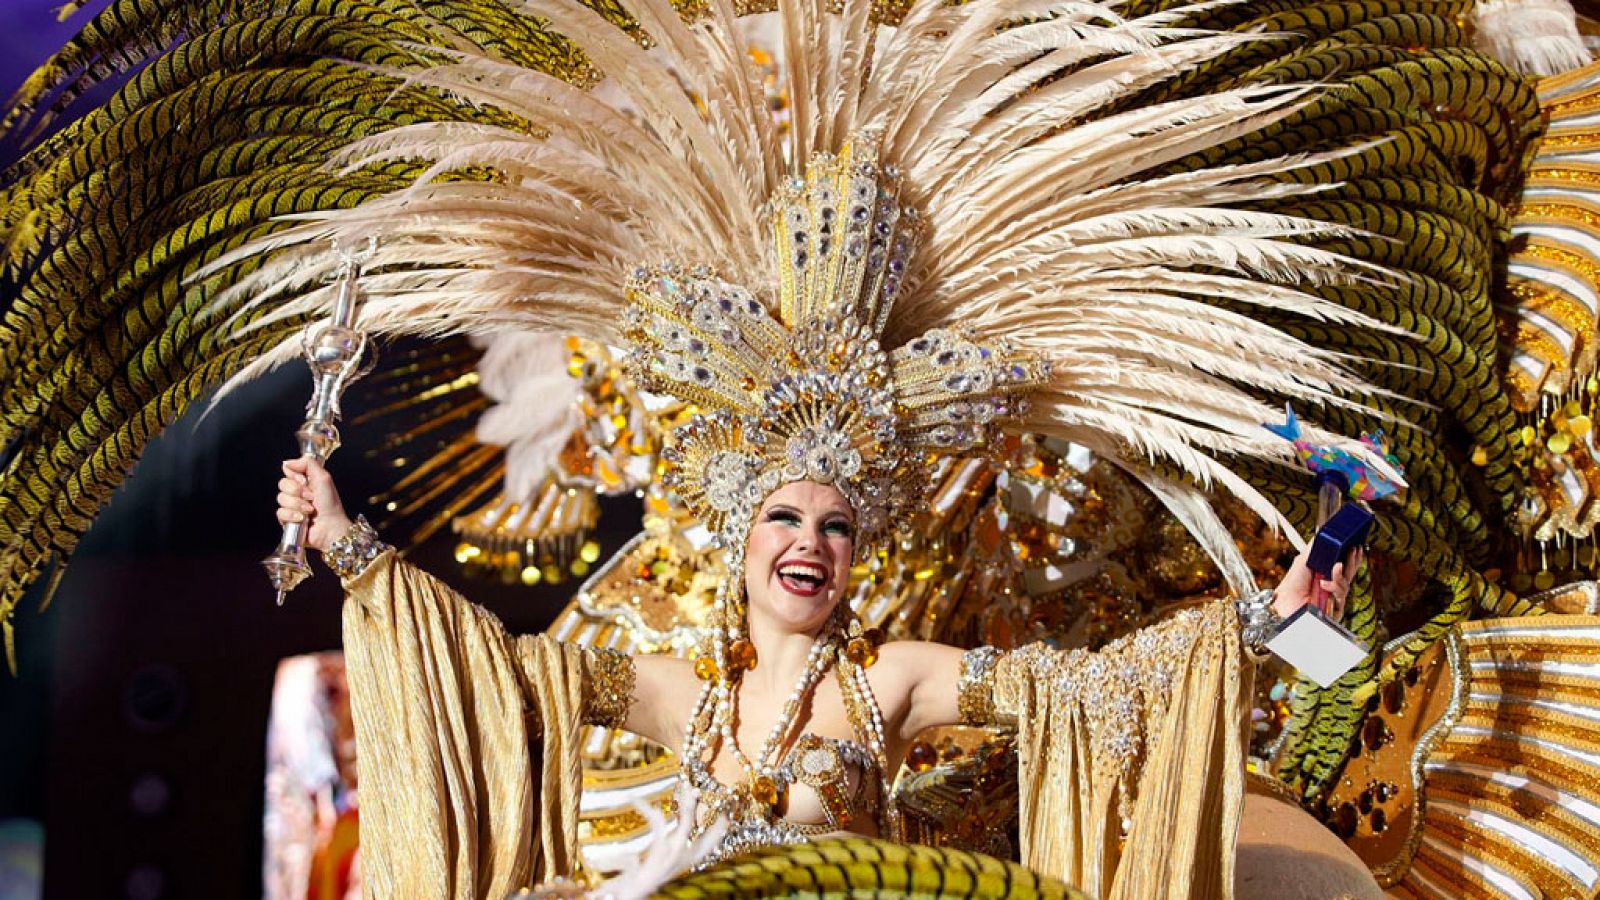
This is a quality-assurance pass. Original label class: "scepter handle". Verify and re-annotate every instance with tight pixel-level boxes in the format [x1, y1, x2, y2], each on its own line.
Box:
[263, 418, 344, 605]
[262, 242, 374, 605]
[266, 520, 311, 607]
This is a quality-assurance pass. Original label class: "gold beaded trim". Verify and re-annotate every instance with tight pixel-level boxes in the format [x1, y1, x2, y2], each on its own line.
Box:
[787, 735, 854, 829]
[957, 646, 1002, 726]
[322, 516, 393, 581]
[581, 647, 636, 730]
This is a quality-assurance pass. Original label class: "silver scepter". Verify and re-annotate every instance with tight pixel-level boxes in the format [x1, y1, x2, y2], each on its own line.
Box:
[262, 240, 378, 605]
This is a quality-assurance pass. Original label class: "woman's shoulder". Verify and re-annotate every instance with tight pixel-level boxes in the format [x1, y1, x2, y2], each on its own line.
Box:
[876, 638, 962, 657]
[876, 637, 960, 659]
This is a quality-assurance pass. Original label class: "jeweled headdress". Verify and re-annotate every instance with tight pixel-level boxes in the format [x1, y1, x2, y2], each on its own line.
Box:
[627, 141, 1047, 547]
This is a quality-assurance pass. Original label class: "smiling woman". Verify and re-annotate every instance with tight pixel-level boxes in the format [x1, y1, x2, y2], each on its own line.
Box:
[280, 436, 1355, 898]
[746, 484, 856, 631]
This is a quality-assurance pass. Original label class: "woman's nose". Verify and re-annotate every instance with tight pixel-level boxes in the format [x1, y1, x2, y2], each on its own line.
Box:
[793, 522, 823, 553]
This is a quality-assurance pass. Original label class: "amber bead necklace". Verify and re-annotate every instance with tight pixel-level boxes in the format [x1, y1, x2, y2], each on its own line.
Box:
[681, 617, 842, 817]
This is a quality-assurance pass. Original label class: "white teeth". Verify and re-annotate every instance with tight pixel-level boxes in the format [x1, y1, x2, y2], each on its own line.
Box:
[778, 563, 827, 582]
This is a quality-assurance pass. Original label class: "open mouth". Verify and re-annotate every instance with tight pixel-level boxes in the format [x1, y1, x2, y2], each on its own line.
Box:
[777, 561, 829, 596]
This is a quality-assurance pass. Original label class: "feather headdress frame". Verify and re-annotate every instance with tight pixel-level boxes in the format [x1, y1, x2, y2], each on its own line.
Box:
[205, 0, 1398, 560]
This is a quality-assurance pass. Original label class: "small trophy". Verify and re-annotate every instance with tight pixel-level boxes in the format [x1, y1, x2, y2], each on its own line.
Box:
[262, 241, 378, 605]
[1262, 405, 1406, 687]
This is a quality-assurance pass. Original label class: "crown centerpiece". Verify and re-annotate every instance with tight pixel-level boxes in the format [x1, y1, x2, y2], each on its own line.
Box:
[623, 139, 1048, 546]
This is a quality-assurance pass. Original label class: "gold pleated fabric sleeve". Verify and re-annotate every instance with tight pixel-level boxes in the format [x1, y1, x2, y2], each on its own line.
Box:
[986, 599, 1251, 900]
[341, 549, 590, 898]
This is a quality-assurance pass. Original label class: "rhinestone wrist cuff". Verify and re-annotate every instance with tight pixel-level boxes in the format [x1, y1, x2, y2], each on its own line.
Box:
[957, 645, 1003, 725]
[581, 647, 637, 729]
[322, 515, 392, 582]
[1235, 588, 1282, 660]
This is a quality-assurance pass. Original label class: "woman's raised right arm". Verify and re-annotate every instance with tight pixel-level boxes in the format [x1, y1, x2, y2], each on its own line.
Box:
[278, 458, 652, 896]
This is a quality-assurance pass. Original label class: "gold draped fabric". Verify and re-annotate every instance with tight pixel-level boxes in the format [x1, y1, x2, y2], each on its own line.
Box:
[990, 601, 1251, 900]
[344, 552, 1249, 899]
[342, 550, 591, 898]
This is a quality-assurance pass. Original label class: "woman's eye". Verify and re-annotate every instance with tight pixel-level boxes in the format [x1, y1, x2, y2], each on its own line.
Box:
[767, 510, 800, 525]
[824, 521, 854, 538]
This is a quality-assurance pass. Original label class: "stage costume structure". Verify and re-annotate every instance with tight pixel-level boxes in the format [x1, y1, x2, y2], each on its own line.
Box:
[7, 0, 1600, 897]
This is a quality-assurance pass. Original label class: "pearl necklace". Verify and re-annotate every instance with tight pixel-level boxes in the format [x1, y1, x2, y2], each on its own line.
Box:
[681, 624, 840, 819]
[727, 632, 838, 780]
[840, 654, 900, 837]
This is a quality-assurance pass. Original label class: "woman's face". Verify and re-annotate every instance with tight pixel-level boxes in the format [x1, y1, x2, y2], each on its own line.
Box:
[743, 480, 856, 636]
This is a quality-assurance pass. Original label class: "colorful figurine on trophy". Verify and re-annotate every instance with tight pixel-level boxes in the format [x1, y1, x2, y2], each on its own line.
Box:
[1262, 405, 1408, 686]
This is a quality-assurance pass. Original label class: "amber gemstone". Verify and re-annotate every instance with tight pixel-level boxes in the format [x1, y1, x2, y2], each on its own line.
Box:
[1382, 679, 1405, 715]
[1361, 716, 1390, 752]
[845, 637, 878, 668]
[750, 775, 780, 807]
[982, 750, 1007, 774]
[908, 741, 937, 772]
[728, 639, 758, 673]
[1332, 802, 1358, 839]
[694, 656, 718, 681]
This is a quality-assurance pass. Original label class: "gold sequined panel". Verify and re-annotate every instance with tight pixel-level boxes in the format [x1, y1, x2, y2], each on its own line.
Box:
[1328, 611, 1600, 897]
[577, 756, 681, 868]
[1505, 60, 1600, 562]
[1319, 634, 1458, 886]
[565, 509, 721, 656]
[1536, 579, 1600, 614]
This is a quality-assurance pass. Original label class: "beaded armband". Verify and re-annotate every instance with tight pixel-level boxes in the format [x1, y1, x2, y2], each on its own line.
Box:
[581, 647, 636, 729]
[322, 516, 393, 581]
[957, 646, 1003, 726]
[1234, 588, 1282, 661]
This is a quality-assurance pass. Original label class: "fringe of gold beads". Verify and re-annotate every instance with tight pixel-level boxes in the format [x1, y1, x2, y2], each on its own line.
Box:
[1502, 374, 1600, 593]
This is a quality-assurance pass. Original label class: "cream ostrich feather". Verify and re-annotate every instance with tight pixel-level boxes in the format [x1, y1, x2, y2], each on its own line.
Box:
[473, 332, 585, 503]
[204, 0, 1405, 544]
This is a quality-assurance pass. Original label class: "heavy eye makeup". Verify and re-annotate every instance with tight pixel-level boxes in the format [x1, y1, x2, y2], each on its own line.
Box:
[761, 506, 854, 538]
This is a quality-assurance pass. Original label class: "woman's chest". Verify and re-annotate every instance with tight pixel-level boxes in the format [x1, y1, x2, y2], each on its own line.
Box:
[703, 733, 881, 833]
[697, 678, 885, 832]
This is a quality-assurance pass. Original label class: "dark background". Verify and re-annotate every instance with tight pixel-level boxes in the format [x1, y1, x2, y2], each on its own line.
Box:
[0, 6, 638, 896]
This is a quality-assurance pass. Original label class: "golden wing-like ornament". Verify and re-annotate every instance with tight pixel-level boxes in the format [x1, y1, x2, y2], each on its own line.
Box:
[1324, 607, 1600, 898]
[356, 333, 662, 585]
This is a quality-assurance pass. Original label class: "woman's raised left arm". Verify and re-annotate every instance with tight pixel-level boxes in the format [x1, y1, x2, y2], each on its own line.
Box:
[891, 546, 1357, 900]
[900, 546, 1357, 736]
